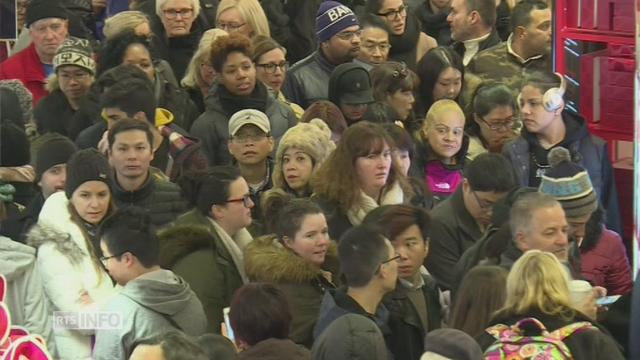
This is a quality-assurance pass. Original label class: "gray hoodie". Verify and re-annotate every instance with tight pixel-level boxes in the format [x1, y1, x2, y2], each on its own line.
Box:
[0, 236, 56, 356]
[93, 269, 207, 360]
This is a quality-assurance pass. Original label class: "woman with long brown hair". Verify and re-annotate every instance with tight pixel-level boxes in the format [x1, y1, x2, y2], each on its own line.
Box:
[27, 149, 118, 359]
[312, 121, 413, 240]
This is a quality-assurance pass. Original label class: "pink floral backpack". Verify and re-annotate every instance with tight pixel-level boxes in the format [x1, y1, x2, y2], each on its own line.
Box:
[483, 317, 596, 359]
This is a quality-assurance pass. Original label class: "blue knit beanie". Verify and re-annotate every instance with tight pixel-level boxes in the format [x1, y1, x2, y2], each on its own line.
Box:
[316, 1, 359, 43]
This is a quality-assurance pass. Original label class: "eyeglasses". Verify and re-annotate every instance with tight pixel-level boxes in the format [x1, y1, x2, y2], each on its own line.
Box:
[225, 194, 252, 208]
[100, 252, 126, 266]
[362, 42, 391, 52]
[216, 22, 246, 32]
[256, 61, 289, 74]
[58, 71, 91, 82]
[335, 29, 362, 41]
[163, 8, 194, 19]
[381, 254, 401, 265]
[376, 4, 407, 20]
[471, 190, 494, 211]
[232, 133, 270, 143]
[479, 116, 514, 132]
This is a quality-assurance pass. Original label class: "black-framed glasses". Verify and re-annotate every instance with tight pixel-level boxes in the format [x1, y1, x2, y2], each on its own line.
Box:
[381, 254, 401, 265]
[335, 29, 363, 40]
[471, 190, 493, 211]
[479, 116, 514, 132]
[226, 194, 252, 208]
[376, 4, 407, 20]
[216, 22, 246, 32]
[256, 61, 289, 74]
[100, 252, 126, 266]
[163, 8, 194, 19]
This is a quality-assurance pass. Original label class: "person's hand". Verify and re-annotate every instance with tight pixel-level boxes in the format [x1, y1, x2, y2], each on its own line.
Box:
[78, 290, 94, 305]
[575, 289, 598, 320]
[97, 130, 109, 155]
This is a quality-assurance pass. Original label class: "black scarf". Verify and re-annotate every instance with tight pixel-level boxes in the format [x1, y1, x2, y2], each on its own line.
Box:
[218, 81, 269, 116]
[389, 13, 421, 69]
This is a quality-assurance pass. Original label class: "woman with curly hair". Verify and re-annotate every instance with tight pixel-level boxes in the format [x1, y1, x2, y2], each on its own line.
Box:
[190, 33, 297, 166]
[98, 32, 199, 130]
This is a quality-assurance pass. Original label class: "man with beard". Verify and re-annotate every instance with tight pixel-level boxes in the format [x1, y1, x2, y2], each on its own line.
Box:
[283, 1, 361, 109]
[447, 0, 500, 66]
[467, 0, 552, 94]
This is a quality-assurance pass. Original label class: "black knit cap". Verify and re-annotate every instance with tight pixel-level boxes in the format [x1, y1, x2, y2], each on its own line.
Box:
[65, 149, 112, 198]
[33, 133, 78, 181]
[0, 123, 30, 167]
[26, 0, 68, 28]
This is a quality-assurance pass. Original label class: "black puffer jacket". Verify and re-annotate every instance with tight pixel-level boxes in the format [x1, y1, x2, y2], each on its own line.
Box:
[111, 170, 189, 227]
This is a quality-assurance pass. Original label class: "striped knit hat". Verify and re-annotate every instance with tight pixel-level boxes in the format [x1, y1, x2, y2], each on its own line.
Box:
[538, 147, 598, 219]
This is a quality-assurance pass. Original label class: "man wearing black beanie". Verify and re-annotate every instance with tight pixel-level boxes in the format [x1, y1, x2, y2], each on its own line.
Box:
[0, 0, 68, 105]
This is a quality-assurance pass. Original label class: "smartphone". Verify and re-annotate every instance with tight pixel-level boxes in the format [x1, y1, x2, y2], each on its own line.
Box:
[223, 307, 235, 342]
[596, 295, 621, 307]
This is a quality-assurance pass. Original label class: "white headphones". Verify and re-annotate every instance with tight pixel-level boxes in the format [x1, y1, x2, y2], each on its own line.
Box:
[542, 72, 566, 112]
[517, 72, 567, 112]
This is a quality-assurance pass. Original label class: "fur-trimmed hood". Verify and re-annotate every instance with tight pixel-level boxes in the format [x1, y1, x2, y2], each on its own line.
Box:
[158, 225, 217, 268]
[244, 235, 339, 284]
[27, 223, 86, 265]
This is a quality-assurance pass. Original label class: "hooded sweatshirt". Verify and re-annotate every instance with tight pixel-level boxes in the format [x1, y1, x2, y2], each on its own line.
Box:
[0, 236, 56, 356]
[92, 269, 207, 360]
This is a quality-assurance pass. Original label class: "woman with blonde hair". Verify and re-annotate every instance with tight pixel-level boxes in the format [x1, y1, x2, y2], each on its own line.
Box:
[215, 0, 270, 39]
[477, 250, 624, 359]
[414, 99, 468, 204]
[103, 10, 151, 40]
[312, 121, 413, 240]
[181, 28, 228, 112]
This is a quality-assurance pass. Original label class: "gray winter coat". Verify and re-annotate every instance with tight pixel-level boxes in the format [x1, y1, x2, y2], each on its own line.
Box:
[92, 269, 207, 360]
[190, 83, 296, 166]
[312, 314, 389, 360]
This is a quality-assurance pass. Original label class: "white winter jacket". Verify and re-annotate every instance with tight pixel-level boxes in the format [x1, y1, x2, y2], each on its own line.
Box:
[27, 192, 117, 360]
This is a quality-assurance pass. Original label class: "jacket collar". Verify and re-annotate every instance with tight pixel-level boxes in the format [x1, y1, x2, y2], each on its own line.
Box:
[22, 43, 47, 81]
[506, 34, 545, 64]
[314, 50, 339, 74]
[449, 187, 483, 238]
[112, 171, 154, 203]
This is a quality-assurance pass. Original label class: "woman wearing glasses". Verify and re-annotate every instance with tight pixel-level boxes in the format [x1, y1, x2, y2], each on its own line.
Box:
[161, 166, 255, 333]
[252, 36, 304, 119]
[152, 0, 203, 79]
[466, 82, 518, 161]
[215, 0, 270, 39]
[27, 149, 117, 359]
[312, 121, 413, 241]
[365, 0, 437, 70]
[244, 196, 338, 348]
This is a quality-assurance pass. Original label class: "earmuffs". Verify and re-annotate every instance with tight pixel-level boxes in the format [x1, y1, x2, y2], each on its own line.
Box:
[517, 72, 566, 112]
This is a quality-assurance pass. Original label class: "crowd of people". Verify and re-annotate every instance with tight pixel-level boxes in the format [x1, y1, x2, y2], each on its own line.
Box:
[0, 0, 635, 359]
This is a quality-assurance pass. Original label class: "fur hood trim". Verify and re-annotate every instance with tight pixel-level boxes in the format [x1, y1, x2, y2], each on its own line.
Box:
[158, 225, 216, 268]
[244, 235, 338, 284]
[26, 223, 86, 265]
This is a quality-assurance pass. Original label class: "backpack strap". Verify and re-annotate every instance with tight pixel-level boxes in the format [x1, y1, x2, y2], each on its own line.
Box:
[550, 321, 597, 340]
